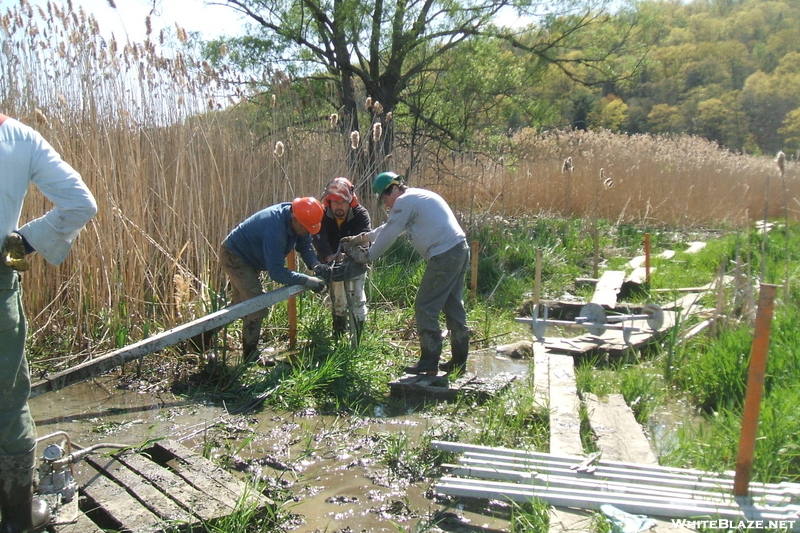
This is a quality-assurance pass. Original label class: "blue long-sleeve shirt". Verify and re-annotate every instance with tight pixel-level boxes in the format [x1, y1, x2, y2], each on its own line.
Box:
[223, 203, 320, 286]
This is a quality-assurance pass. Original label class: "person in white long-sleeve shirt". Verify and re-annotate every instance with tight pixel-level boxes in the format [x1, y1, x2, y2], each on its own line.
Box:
[0, 113, 97, 532]
[343, 172, 471, 375]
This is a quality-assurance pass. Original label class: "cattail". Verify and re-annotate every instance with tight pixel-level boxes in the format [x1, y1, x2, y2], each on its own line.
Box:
[350, 131, 360, 150]
[274, 141, 284, 157]
[271, 94, 276, 108]
[365, 97, 372, 110]
[776, 151, 786, 174]
[562, 157, 574, 173]
[34, 109, 49, 128]
[373, 101, 383, 115]
[219, 43, 227, 56]
[372, 122, 382, 142]
[106, 0, 116, 8]
[329, 113, 338, 128]
[145, 15, 151, 36]
[176, 24, 187, 43]
[386, 111, 392, 122]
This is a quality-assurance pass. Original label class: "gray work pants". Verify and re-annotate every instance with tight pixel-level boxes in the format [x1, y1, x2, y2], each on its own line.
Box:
[414, 240, 470, 353]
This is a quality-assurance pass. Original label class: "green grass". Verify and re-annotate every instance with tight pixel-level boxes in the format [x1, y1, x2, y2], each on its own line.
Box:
[171, 216, 800, 508]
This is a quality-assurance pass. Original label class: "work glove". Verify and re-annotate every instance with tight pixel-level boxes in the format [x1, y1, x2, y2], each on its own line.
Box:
[340, 232, 369, 253]
[305, 276, 327, 294]
[2, 232, 31, 271]
[348, 246, 370, 264]
[313, 263, 333, 282]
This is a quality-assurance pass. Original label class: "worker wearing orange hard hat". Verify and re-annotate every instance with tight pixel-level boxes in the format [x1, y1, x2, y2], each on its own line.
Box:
[194, 198, 328, 364]
[312, 177, 371, 342]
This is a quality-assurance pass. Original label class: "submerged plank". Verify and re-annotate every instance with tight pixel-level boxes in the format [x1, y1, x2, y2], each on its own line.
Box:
[81, 466, 164, 533]
[113, 452, 232, 522]
[150, 440, 272, 509]
[84, 455, 195, 525]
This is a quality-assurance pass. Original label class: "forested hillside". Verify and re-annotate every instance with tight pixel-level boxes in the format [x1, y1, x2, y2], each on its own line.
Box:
[203, 0, 800, 156]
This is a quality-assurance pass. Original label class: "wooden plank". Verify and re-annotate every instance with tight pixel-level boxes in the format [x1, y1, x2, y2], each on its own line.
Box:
[590, 271, 625, 308]
[388, 372, 517, 401]
[533, 351, 549, 409]
[151, 440, 272, 509]
[54, 507, 105, 533]
[84, 455, 196, 525]
[625, 266, 654, 285]
[685, 242, 706, 254]
[548, 355, 583, 458]
[584, 393, 656, 464]
[81, 465, 164, 533]
[113, 452, 232, 522]
[30, 284, 307, 398]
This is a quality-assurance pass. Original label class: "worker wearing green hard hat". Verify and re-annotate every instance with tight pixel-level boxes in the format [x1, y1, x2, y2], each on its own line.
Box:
[342, 171, 471, 376]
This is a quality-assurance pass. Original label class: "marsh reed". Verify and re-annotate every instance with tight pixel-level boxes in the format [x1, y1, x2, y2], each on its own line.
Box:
[2, 0, 798, 358]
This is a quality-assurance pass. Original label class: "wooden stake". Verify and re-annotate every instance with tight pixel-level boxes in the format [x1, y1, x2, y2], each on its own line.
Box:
[734, 283, 777, 497]
[287, 250, 297, 348]
[535, 249, 542, 306]
[471, 240, 479, 301]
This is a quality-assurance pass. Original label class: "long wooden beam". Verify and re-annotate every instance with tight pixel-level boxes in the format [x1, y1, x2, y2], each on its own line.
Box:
[30, 285, 308, 398]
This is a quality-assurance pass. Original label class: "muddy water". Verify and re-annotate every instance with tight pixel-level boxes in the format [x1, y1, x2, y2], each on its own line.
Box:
[28, 350, 531, 532]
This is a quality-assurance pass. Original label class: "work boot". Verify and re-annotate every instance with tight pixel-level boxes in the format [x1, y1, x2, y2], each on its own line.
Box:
[332, 315, 349, 340]
[439, 328, 470, 373]
[404, 330, 441, 375]
[352, 318, 365, 347]
[0, 449, 51, 533]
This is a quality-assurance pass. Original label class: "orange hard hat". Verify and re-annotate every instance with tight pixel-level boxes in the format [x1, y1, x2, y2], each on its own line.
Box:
[291, 197, 324, 235]
[323, 177, 358, 208]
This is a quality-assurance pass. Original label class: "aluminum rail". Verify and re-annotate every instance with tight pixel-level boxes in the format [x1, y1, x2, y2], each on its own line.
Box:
[432, 440, 800, 528]
[30, 284, 308, 398]
[436, 476, 800, 525]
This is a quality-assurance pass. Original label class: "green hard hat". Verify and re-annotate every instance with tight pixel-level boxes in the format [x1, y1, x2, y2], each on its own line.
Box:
[372, 171, 403, 195]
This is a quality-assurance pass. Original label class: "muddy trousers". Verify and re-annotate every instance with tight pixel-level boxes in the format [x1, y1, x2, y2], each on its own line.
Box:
[409, 241, 470, 373]
[329, 274, 367, 343]
[0, 449, 50, 533]
[0, 267, 50, 531]
[219, 244, 272, 362]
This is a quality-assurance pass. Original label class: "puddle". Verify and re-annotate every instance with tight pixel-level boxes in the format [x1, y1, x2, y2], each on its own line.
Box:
[28, 349, 529, 531]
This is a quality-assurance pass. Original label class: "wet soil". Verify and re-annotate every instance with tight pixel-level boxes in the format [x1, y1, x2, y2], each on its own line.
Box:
[29, 349, 530, 532]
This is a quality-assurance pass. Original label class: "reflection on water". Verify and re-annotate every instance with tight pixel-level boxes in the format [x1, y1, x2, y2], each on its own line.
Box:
[28, 348, 530, 531]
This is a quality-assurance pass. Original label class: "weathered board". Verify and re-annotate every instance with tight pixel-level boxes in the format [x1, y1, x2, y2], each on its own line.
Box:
[590, 270, 626, 308]
[55, 439, 272, 533]
[544, 310, 676, 359]
[388, 372, 518, 401]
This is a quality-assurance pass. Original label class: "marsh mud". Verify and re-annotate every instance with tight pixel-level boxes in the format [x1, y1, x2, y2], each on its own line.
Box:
[29, 350, 530, 532]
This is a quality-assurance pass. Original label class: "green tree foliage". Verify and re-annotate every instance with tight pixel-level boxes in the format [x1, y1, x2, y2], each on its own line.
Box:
[208, 0, 651, 153]
[201, 0, 800, 154]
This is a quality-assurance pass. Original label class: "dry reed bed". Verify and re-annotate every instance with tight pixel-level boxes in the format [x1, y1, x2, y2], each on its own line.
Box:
[2, 0, 798, 356]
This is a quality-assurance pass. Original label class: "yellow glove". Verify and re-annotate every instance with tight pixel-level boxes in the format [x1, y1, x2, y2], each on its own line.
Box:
[2, 233, 30, 271]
